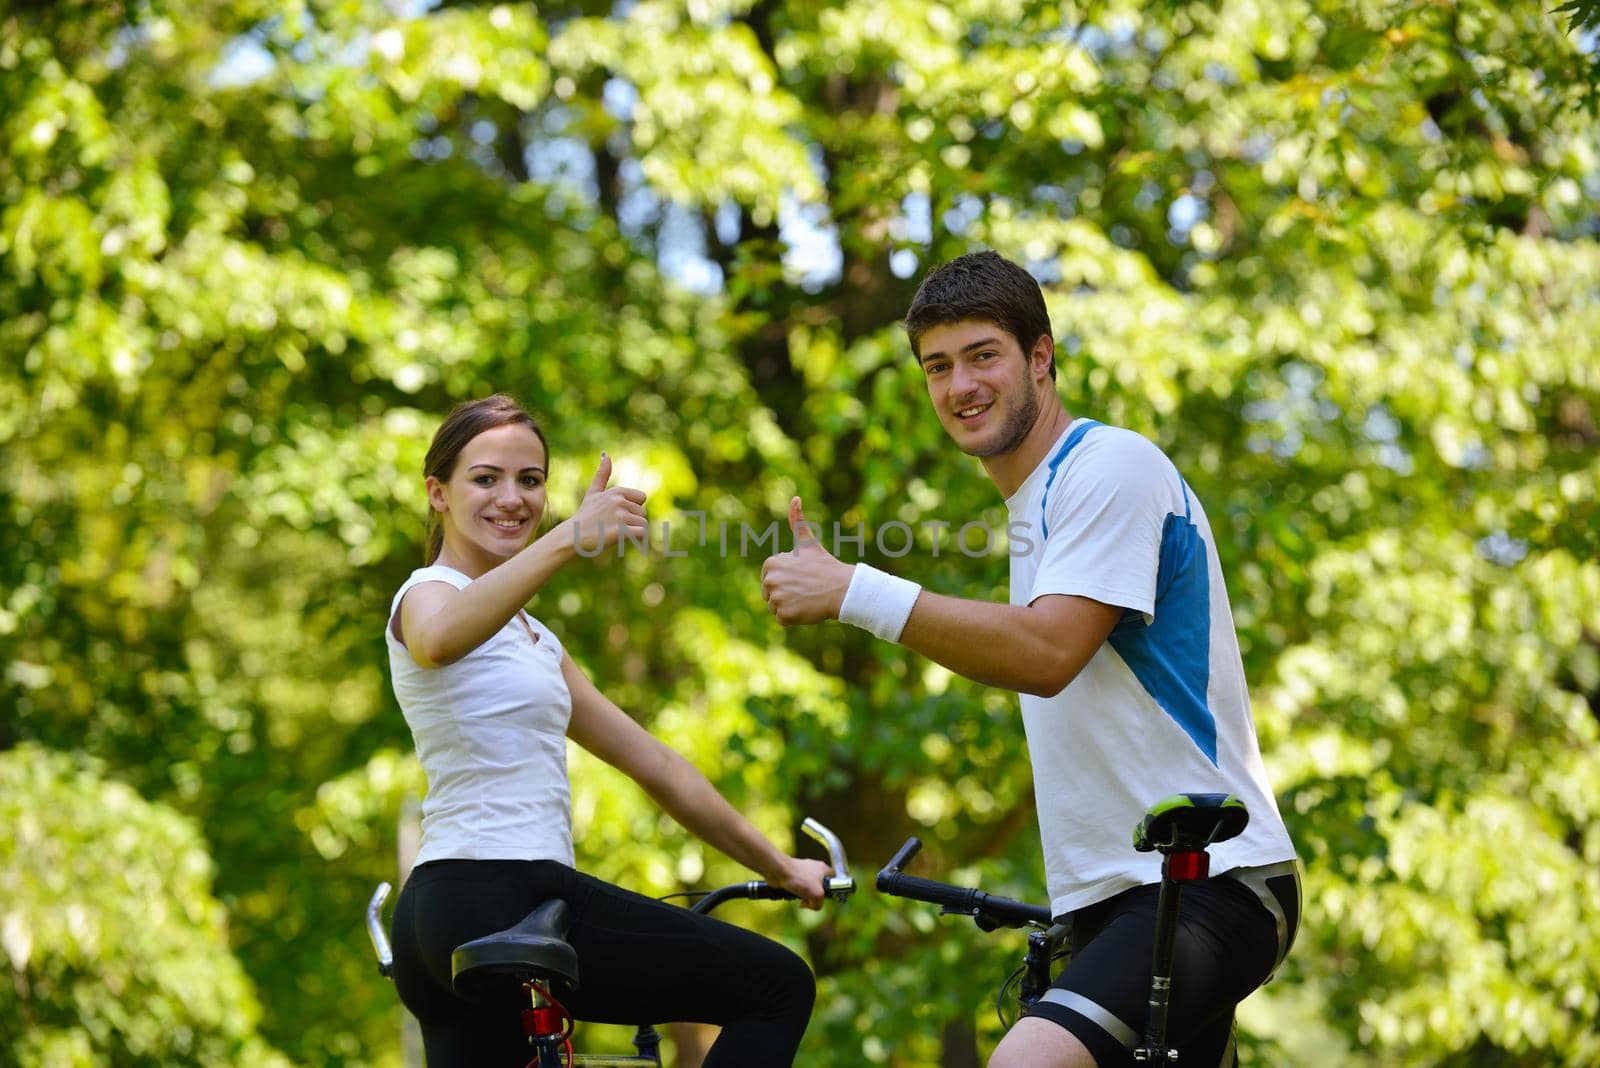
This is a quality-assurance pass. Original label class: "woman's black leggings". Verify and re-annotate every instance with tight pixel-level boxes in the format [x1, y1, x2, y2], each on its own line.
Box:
[391, 858, 816, 1068]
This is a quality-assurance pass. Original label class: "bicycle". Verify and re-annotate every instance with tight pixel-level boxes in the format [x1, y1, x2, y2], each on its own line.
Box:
[366, 817, 855, 1067]
[875, 792, 1249, 1063]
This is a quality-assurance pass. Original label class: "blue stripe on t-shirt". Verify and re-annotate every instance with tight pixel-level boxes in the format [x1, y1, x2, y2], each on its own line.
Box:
[1041, 423, 1219, 764]
[1107, 500, 1218, 764]
[1039, 419, 1103, 541]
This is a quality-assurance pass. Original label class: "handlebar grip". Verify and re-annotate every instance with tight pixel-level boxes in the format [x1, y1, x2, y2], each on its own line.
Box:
[875, 838, 1055, 929]
[753, 884, 798, 901]
[977, 894, 1053, 928]
[876, 837, 972, 907]
[876, 869, 981, 912]
[876, 837, 924, 889]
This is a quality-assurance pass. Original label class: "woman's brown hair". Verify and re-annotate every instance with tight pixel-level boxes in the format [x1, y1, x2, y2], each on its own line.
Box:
[422, 394, 548, 565]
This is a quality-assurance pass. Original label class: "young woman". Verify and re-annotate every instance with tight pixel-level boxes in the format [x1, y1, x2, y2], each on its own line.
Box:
[387, 395, 829, 1067]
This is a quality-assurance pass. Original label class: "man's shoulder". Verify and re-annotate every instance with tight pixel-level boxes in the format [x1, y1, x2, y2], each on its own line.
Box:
[1052, 423, 1175, 487]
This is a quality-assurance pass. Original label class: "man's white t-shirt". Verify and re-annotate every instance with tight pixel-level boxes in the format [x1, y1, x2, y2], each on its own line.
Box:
[1006, 419, 1297, 919]
[386, 564, 576, 867]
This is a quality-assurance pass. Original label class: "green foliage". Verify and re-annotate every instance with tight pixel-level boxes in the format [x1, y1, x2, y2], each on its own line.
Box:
[0, 745, 291, 1067]
[3, 0, 1598, 1064]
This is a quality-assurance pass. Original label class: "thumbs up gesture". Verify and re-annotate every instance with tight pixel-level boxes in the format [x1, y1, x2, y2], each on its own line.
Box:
[568, 452, 648, 556]
[760, 497, 854, 626]
[586, 452, 616, 497]
[787, 494, 822, 551]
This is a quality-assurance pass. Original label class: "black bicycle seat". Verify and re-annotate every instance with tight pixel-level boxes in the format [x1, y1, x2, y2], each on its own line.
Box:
[1133, 793, 1249, 854]
[451, 898, 580, 1000]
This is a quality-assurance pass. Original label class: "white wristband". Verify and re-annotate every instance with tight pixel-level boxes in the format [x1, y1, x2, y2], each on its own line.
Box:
[837, 563, 922, 643]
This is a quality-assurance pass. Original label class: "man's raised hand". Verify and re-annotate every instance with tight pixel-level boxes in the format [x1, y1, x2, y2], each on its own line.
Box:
[788, 495, 822, 550]
[760, 496, 855, 626]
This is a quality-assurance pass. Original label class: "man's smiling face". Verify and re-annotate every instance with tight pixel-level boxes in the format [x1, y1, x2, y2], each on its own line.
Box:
[917, 319, 1042, 459]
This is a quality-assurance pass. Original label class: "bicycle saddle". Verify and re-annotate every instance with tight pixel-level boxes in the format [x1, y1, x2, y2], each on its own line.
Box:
[1133, 793, 1249, 854]
[451, 898, 580, 1000]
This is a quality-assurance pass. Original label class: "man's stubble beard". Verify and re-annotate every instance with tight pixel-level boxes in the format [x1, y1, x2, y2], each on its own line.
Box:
[960, 382, 1041, 459]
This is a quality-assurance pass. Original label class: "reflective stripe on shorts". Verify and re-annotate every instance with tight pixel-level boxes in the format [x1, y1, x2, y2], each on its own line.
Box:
[1222, 858, 1302, 971]
[1038, 988, 1140, 1050]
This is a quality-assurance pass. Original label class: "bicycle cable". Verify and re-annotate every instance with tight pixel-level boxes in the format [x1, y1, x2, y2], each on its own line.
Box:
[996, 944, 1071, 1030]
[524, 981, 576, 1068]
[655, 890, 713, 903]
[996, 964, 1027, 1031]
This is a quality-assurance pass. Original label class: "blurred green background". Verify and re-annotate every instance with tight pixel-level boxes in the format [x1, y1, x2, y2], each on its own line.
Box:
[3, 0, 1599, 1064]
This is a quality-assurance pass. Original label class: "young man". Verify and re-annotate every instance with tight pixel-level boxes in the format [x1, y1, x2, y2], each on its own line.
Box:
[760, 251, 1300, 1067]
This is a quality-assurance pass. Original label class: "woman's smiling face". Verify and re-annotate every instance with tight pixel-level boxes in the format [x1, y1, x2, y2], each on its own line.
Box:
[427, 422, 548, 571]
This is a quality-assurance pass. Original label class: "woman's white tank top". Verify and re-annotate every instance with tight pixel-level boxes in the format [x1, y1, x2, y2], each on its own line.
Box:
[385, 565, 574, 866]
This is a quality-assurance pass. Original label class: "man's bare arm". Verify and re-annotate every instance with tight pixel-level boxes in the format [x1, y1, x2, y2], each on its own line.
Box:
[761, 497, 1123, 696]
[897, 590, 1123, 697]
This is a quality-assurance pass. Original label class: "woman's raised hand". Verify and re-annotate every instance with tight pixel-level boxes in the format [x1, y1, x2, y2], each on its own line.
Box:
[566, 452, 648, 556]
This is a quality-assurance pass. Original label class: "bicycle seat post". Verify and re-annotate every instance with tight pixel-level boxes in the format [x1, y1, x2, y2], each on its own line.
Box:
[1131, 793, 1249, 1063]
[521, 981, 570, 1065]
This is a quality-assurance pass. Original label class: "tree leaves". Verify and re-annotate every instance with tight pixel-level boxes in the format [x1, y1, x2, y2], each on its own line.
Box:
[0, 745, 293, 1067]
[3, 0, 1598, 1064]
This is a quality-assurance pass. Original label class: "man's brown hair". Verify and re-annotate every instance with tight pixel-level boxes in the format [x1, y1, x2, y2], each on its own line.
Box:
[904, 250, 1055, 379]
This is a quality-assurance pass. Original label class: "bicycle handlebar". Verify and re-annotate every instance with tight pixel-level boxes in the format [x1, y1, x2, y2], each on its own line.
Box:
[875, 836, 1052, 931]
[367, 882, 394, 977]
[802, 816, 855, 900]
[365, 818, 855, 976]
[691, 817, 856, 914]
[690, 879, 798, 913]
